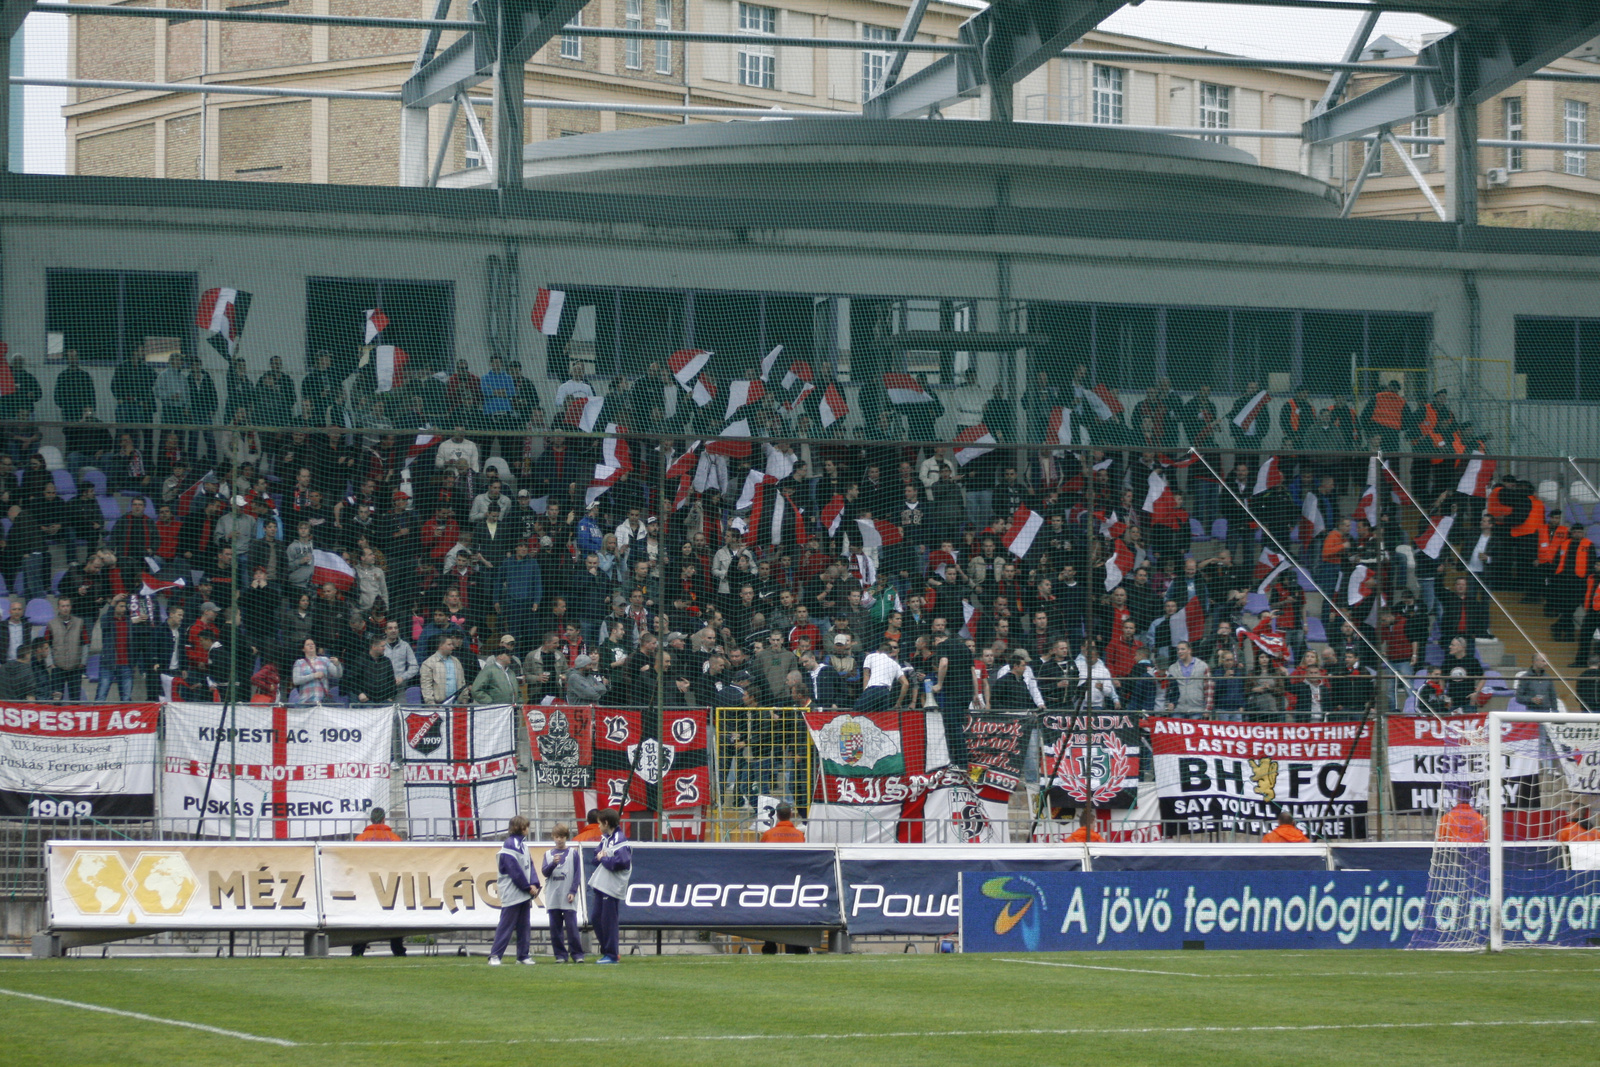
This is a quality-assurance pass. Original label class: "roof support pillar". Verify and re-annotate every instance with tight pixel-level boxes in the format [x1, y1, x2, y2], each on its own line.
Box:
[1446, 95, 1479, 224]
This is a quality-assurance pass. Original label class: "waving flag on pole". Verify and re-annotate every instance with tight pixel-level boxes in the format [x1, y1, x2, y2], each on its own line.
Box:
[195, 287, 251, 356]
[953, 424, 996, 466]
[1076, 383, 1123, 422]
[1104, 539, 1134, 591]
[373, 345, 408, 393]
[1237, 620, 1289, 662]
[819, 384, 848, 428]
[724, 379, 765, 421]
[690, 376, 717, 408]
[883, 372, 933, 405]
[781, 361, 813, 391]
[1358, 456, 1380, 524]
[1253, 456, 1282, 496]
[140, 573, 187, 597]
[927, 546, 958, 579]
[176, 470, 214, 518]
[1047, 406, 1072, 448]
[405, 433, 443, 469]
[1256, 553, 1292, 595]
[758, 344, 784, 382]
[1299, 490, 1326, 543]
[855, 517, 903, 551]
[1233, 389, 1270, 436]
[1002, 506, 1044, 558]
[1347, 563, 1378, 607]
[669, 348, 713, 391]
[1142, 470, 1175, 518]
[312, 550, 357, 591]
[736, 468, 779, 511]
[532, 288, 566, 335]
[1098, 510, 1126, 541]
[1170, 595, 1206, 646]
[959, 599, 980, 641]
[584, 427, 633, 508]
[820, 494, 846, 536]
[1457, 452, 1496, 497]
[363, 308, 390, 344]
[1417, 514, 1455, 560]
[562, 394, 605, 432]
[706, 416, 750, 457]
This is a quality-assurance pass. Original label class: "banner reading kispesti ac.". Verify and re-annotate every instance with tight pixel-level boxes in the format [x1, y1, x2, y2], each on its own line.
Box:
[0, 703, 159, 818]
[1149, 717, 1371, 839]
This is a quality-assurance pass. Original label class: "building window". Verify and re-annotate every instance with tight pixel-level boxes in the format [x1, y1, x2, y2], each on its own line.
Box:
[1411, 115, 1431, 157]
[624, 0, 642, 69]
[655, 0, 672, 74]
[1503, 96, 1523, 171]
[46, 269, 196, 367]
[306, 278, 455, 381]
[560, 9, 582, 60]
[1565, 99, 1587, 177]
[1091, 65, 1124, 125]
[1199, 83, 1230, 143]
[737, 3, 776, 88]
[1515, 318, 1600, 402]
[862, 24, 896, 101]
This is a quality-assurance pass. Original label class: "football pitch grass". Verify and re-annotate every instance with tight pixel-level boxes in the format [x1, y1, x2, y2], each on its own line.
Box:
[1, 949, 1595, 1066]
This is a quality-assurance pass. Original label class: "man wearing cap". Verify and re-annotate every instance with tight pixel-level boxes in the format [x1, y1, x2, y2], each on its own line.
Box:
[565, 653, 609, 704]
[470, 642, 521, 704]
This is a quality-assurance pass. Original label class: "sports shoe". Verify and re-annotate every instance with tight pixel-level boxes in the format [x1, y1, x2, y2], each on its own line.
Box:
[487, 957, 502, 966]
[596, 956, 618, 964]
[571, 956, 585, 964]
[518, 958, 536, 965]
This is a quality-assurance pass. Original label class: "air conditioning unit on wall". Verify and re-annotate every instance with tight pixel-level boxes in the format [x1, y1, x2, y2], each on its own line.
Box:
[1485, 167, 1510, 186]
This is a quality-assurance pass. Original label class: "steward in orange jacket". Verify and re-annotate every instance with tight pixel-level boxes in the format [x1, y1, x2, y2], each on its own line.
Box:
[1262, 811, 1311, 843]
[1437, 800, 1487, 843]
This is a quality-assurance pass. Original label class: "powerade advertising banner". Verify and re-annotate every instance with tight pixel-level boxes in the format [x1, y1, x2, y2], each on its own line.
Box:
[838, 847, 1080, 935]
[584, 844, 841, 928]
[1149, 717, 1370, 839]
[0, 703, 159, 818]
[960, 868, 1600, 952]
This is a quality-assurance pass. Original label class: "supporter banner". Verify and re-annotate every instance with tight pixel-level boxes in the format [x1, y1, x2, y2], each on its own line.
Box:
[1033, 781, 1165, 844]
[162, 703, 393, 838]
[527, 702, 593, 788]
[402, 705, 519, 840]
[804, 709, 940, 805]
[838, 846, 1079, 935]
[0, 703, 159, 818]
[961, 868, 1600, 952]
[48, 841, 318, 930]
[320, 842, 565, 930]
[1386, 714, 1544, 811]
[581, 705, 711, 813]
[1543, 721, 1600, 797]
[963, 711, 1029, 794]
[1149, 717, 1371, 839]
[1039, 711, 1141, 810]
[586, 844, 841, 927]
[911, 777, 1011, 844]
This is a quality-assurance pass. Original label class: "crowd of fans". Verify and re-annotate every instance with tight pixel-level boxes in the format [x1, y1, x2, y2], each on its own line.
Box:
[0, 345, 1596, 727]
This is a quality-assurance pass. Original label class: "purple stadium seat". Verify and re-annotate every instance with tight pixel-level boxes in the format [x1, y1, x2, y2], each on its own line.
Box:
[1297, 568, 1317, 592]
[1211, 518, 1227, 541]
[49, 569, 65, 595]
[52, 469, 77, 500]
[1566, 502, 1589, 526]
[81, 468, 108, 498]
[1190, 517, 1206, 541]
[1244, 592, 1269, 614]
[24, 598, 53, 626]
[1305, 617, 1327, 643]
[98, 496, 123, 528]
[1588, 524, 1600, 548]
[404, 686, 422, 705]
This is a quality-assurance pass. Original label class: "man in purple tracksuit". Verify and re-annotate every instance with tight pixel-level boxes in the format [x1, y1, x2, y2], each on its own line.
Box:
[589, 808, 632, 964]
[488, 815, 540, 965]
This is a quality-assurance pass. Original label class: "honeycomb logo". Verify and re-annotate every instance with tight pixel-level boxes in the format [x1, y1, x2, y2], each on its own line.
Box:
[62, 851, 130, 915]
[127, 852, 198, 916]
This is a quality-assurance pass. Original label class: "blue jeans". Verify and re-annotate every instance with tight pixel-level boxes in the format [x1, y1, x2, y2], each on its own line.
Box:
[855, 685, 893, 711]
[102, 665, 136, 701]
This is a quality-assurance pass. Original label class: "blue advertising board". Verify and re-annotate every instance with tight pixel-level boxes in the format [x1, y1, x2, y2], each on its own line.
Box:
[582, 845, 842, 928]
[838, 847, 1081, 936]
[961, 869, 1600, 951]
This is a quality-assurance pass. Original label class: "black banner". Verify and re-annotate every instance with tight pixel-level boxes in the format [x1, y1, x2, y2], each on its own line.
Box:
[963, 711, 1030, 794]
[582, 844, 841, 927]
[1040, 711, 1141, 810]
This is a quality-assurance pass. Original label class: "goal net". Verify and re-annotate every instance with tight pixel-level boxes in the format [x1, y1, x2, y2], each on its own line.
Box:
[1410, 712, 1600, 951]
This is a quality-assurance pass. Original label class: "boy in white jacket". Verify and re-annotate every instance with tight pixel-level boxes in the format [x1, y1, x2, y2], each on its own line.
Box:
[540, 824, 585, 963]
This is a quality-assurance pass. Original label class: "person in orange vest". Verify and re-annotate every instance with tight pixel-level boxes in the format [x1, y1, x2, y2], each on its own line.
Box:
[1361, 380, 1407, 453]
[1553, 808, 1591, 842]
[1553, 522, 1592, 645]
[1262, 809, 1310, 843]
[352, 808, 407, 957]
[760, 802, 807, 843]
[572, 809, 604, 842]
[1437, 796, 1488, 843]
[1065, 823, 1106, 843]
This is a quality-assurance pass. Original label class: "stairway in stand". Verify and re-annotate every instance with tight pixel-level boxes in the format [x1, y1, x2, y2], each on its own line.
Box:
[1486, 592, 1584, 709]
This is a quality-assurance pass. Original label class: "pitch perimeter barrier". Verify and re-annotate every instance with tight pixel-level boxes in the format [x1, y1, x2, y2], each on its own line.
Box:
[42, 839, 1600, 953]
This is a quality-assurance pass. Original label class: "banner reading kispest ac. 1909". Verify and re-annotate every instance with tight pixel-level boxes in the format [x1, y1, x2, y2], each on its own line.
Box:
[0, 703, 159, 818]
[1149, 717, 1371, 839]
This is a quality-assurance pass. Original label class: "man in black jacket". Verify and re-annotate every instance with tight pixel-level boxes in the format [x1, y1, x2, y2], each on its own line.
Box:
[0, 639, 40, 699]
[799, 650, 848, 710]
[1438, 575, 1491, 645]
[349, 635, 399, 704]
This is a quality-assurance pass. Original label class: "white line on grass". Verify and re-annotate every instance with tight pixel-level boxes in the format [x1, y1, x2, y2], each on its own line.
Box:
[316, 1019, 1597, 1048]
[1001, 959, 1212, 977]
[0, 987, 298, 1047]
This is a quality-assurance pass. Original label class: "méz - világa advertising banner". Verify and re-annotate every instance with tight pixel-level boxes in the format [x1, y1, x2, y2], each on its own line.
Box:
[0, 703, 159, 818]
[588, 844, 841, 928]
[320, 842, 565, 930]
[1149, 717, 1370, 839]
[961, 869, 1600, 951]
[48, 841, 318, 930]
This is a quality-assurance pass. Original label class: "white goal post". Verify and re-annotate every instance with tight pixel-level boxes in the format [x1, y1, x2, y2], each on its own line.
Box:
[1488, 711, 1600, 953]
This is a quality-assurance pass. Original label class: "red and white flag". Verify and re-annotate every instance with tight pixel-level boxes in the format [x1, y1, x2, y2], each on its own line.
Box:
[1104, 539, 1134, 591]
[758, 344, 784, 382]
[176, 470, 213, 518]
[927, 547, 958, 579]
[1076, 383, 1123, 422]
[405, 433, 443, 468]
[819, 384, 848, 429]
[1002, 506, 1044, 558]
[140, 574, 186, 597]
[1253, 456, 1281, 496]
[855, 517, 903, 551]
[959, 599, 981, 641]
[1457, 452, 1496, 498]
[1300, 490, 1326, 540]
[195, 287, 251, 354]
[736, 468, 779, 511]
[724, 379, 765, 420]
[312, 550, 356, 591]
[665, 442, 701, 481]
[691, 376, 717, 408]
[563, 394, 604, 432]
[1170, 595, 1206, 646]
[532, 288, 566, 335]
[0, 343, 13, 397]
[1358, 456, 1380, 524]
[1238, 622, 1289, 662]
[1417, 514, 1455, 560]
[1256, 554, 1292, 595]
[820, 493, 846, 536]
[374, 344, 407, 393]
[1347, 563, 1377, 606]
[1142, 470, 1172, 514]
[669, 348, 713, 391]
[706, 416, 749, 457]
[1047, 406, 1073, 447]
[883, 372, 933, 405]
[363, 308, 390, 344]
[781, 361, 814, 391]
[1092, 456, 1114, 472]
[1098, 510, 1126, 540]
[584, 427, 633, 507]
[1233, 389, 1270, 436]
[954, 424, 997, 466]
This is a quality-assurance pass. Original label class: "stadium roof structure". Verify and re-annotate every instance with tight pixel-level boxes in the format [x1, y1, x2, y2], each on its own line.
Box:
[4, 0, 1600, 223]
